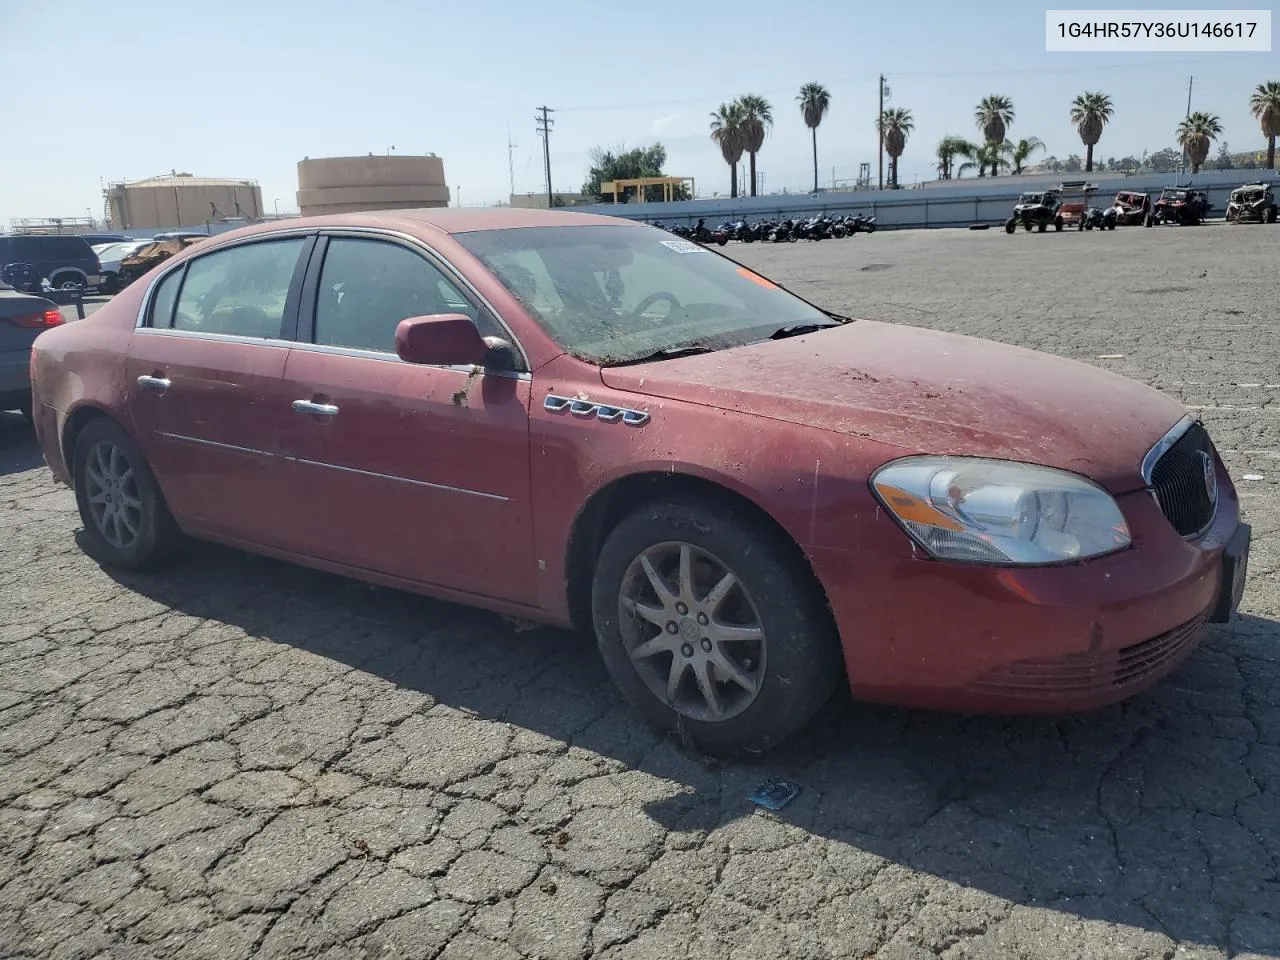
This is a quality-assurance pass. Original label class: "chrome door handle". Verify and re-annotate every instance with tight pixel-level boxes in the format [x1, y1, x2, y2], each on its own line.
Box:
[137, 375, 171, 392]
[292, 399, 339, 416]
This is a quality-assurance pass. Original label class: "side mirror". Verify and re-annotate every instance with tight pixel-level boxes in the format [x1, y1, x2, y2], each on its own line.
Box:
[395, 314, 513, 368]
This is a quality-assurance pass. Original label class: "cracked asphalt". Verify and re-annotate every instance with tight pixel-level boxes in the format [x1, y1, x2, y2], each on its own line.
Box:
[2, 223, 1278, 960]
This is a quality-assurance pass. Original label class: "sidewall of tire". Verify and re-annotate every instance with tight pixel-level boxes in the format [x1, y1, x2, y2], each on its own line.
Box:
[591, 499, 844, 757]
[72, 417, 179, 570]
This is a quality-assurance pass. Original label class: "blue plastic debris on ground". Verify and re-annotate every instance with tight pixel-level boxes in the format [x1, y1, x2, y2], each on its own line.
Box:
[748, 777, 801, 811]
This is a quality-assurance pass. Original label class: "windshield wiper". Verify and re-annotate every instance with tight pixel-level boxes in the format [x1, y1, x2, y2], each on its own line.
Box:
[769, 321, 843, 340]
[605, 344, 716, 366]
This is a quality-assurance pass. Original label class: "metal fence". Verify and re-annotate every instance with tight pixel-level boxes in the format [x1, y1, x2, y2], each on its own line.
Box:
[570, 168, 1279, 230]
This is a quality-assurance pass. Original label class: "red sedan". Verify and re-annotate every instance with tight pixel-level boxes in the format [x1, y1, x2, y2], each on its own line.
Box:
[28, 209, 1250, 756]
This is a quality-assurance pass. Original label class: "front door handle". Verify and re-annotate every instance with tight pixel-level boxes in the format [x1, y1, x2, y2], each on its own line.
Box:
[137, 375, 171, 393]
[292, 399, 339, 417]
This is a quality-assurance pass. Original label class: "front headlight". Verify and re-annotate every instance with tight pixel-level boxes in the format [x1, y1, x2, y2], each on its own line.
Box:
[871, 457, 1131, 565]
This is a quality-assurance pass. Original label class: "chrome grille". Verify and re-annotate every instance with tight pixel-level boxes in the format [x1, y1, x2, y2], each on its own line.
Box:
[1148, 422, 1218, 537]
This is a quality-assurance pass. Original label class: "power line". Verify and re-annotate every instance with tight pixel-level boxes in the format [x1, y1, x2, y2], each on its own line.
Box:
[553, 56, 1231, 114]
[535, 106, 555, 207]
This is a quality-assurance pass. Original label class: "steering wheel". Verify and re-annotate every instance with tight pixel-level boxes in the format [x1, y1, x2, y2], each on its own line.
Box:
[631, 291, 681, 321]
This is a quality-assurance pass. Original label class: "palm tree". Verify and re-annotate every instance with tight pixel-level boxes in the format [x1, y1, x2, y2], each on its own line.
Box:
[737, 95, 773, 196]
[877, 108, 914, 188]
[974, 95, 1015, 176]
[709, 101, 747, 198]
[935, 136, 977, 180]
[796, 83, 831, 193]
[1249, 81, 1280, 169]
[1176, 111, 1223, 173]
[1003, 137, 1046, 175]
[1069, 91, 1114, 173]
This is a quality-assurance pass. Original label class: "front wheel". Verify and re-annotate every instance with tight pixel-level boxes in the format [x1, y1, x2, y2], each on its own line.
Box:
[72, 417, 183, 570]
[591, 499, 843, 757]
[1004, 218, 1016, 234]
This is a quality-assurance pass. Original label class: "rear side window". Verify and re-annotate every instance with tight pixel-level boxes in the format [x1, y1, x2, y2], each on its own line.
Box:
[171, 239, 305, 338]
[148, 268, 184, 328]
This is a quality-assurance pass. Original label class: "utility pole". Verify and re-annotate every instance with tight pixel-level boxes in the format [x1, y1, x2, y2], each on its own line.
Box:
[535, 106, 555, 207]
[877, 74, 886, 190]
[1182, 76, 1193, 173]
[506, 124, 517, 201]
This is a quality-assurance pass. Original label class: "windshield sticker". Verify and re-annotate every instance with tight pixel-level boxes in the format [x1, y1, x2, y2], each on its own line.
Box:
[659, 239, 710, 254]
[737, 266, 778, 289]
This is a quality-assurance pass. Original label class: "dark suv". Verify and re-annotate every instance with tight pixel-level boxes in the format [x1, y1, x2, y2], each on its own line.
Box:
[0, 235, 102, 292]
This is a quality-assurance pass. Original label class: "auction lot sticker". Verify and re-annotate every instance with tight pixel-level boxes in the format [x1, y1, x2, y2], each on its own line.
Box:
[660, 239, 710, 254]
[1046, 9, 1271, 51]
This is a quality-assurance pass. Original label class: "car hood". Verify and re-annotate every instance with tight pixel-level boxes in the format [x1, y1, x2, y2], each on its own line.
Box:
[599, 320, 1186, 494]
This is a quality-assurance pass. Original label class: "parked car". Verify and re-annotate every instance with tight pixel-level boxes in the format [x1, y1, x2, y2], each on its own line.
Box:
[116, 236, 205, 288]
[1225, 182, 1278, 224]
[0, 234, 103, 292]
[1, 280, 64, 420]
[1107, 191, 1152, 225]
[1004, 190, 1064, 232]
[27, 209, 1251, 756]
[78, 234, 131, 246]
[93, 240, 154, 294]
[1145, 186, 1210, 226]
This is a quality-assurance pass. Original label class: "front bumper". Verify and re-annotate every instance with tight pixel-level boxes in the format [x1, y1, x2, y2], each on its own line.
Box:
[811, 464, 1244, 714]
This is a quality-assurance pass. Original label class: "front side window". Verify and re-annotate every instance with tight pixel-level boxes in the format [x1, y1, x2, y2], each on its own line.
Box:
[171, 238, 305, 338]
[312, 238, 483, 353]
[454, 224, 835, 364]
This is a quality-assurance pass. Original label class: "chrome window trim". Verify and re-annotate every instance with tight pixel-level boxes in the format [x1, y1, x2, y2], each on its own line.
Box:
[1140, 414, 1195, 485]
[313, 226, 531, 373]
[133, 229, 321, 331]
[157, 432, 272, 457]
[285, 339, 531, 381]
[134, 327, 294, 350]
[282, 455, 509, 501]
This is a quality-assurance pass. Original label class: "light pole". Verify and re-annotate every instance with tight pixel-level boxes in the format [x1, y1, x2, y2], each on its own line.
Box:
[456, 186, 462, 207]
[274, 198, 279, 216]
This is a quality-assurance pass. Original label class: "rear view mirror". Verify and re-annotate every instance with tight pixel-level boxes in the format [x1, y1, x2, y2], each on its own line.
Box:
[396, 314, 495, 367]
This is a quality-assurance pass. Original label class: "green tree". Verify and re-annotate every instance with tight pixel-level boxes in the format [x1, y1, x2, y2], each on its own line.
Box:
[935, 136, 977, 180]
[737, 95, 773, 197]
[710, 101, 747, 198]
[1069, 91, 1114, 173]
[580, 144, 684, 202]
[796, 82, 831, 193]
[1003, 137, 1046, 174]
[1145, 147, 1182, 173]
[1249, 81, 1280, 169]
[1062, 154, 1083, 173]
[1176, 112, 1223, 172]
[1213, 142, 1236, 170]
[877, 107, 914, 188]
[974, 95, 1015, 176]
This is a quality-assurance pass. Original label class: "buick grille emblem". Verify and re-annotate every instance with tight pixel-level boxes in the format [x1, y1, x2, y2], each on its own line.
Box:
[1199, 450, 1217, 503]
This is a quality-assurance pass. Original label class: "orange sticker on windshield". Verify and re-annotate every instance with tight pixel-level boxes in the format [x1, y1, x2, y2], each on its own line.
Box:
[737, 266, 778, 289]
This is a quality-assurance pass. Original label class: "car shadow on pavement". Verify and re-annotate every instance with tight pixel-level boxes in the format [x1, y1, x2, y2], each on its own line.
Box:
[98, 540, 1280, 955]
[0, 412, 42, 475]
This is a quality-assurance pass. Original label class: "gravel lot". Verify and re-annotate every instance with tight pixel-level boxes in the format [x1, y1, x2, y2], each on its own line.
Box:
[2, 224, 1278, 960]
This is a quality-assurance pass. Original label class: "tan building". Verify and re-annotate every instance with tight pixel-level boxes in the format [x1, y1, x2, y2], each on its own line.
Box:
[106, 174, 263, 230]
[296, 155, 450, 216]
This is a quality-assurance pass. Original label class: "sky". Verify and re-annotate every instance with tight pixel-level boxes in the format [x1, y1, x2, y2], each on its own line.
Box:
[1, 0, 1276, 223]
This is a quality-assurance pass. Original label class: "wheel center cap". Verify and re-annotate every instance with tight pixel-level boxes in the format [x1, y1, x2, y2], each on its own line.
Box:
[678, 618, 699, 643]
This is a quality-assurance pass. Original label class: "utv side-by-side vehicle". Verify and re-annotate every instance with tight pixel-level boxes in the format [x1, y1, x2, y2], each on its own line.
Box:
[1107, 191, 1151, 226]
[1004, 189, 1064, 233]
[1145, 185, 1210, 227]
[1225, 182, 1278, 224]
[1056, 181, 1116, 232]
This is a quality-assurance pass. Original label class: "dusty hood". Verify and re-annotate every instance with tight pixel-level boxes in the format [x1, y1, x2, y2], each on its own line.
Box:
[600, 320, 1186, 494]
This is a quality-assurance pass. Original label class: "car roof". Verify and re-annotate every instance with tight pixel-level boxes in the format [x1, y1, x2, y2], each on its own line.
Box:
[195, 207, 646, 248]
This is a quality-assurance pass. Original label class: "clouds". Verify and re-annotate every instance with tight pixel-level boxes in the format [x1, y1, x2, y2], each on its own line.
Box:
[652, 114, 680, 134]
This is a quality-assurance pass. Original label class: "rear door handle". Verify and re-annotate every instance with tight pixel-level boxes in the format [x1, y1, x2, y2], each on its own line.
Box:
[137, 375, 171, 393]
[292, 399, 339, 417]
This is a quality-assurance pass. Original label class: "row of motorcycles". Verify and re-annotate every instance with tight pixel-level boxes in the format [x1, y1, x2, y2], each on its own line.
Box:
[655, 214, 878, 246]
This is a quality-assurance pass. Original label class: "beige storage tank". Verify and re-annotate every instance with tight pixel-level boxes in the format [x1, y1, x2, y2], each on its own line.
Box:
[296, 155, 450, 215]
[106, 175, 263, 230]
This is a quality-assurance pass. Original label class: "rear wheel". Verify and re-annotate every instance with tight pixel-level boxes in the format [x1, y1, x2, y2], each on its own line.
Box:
[72, 418, 182, 570]
[592, 499, 843, 757]
[1054, 216, 1063, 232]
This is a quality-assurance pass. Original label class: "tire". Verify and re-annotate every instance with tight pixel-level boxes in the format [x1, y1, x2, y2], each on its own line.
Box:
[865, 224, 875, 234]
[1145, 214, 1154, 228]
[1004, 218, 1016, 234]
[1054, 220, 1063, 232]
[591, 498, 843, 758]
[101, 274, 120, 295]
[72, 417, 182, 570]
[51, 274, 84, 292]
[1037, 223, 1047, 233]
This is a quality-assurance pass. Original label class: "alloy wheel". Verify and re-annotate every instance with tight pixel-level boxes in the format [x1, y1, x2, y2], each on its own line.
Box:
[84, 440, 143, 549]
[618, 541, 767, 722]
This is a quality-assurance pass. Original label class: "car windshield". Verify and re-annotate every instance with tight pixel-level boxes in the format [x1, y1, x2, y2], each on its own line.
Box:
[1018, 193, 1044, 204]
[453, 224, 838, 364]
[1166, 190, 1189, 200]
